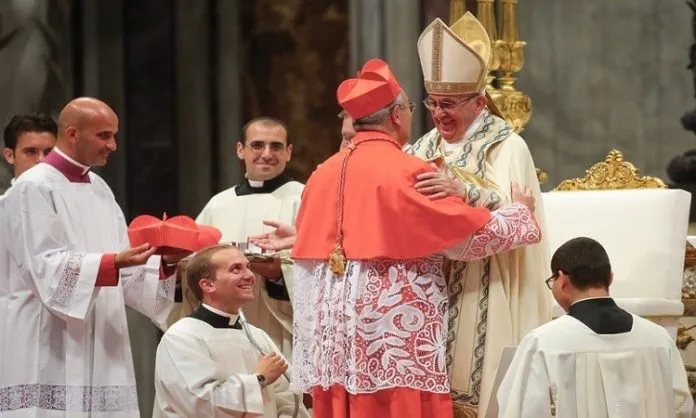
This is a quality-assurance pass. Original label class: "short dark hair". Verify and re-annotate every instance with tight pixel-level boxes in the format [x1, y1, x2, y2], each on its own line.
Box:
[185, 244, 236, 301]
[3, 113, 58, 150]
[239, 117, 288, 145]
[550, 237, 612, 290]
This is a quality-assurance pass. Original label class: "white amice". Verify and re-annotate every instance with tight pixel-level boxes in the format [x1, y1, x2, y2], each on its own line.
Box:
[542, 189, 691, 339]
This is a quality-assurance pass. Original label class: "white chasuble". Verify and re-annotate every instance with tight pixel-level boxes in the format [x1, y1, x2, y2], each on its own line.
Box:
[497, 314, 693, 418]
[154, 308, 309, 418]
[406, 110, 552, 418]
[0, 163, 175, 417]
[193, 178, 304, 359]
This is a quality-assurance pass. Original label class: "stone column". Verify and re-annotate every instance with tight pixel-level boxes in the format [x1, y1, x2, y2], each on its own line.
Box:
[0, 0, 73, 192]
[240, 0, 350, 180]
[349, 0, 424, 139]
[215, 0, 244, 190]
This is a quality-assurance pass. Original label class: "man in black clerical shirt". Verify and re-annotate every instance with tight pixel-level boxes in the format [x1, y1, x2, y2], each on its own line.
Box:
[545, 236, 633, 334]
[171, 118, 303, 366]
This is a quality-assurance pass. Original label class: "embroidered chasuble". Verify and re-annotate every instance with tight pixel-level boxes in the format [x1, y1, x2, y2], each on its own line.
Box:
[189, 173, 304, 359]
[154, 305, 309, 418]
[405, 110, 552, 418]
[497, 298, 693, 418]
[0, 151, 176, 417]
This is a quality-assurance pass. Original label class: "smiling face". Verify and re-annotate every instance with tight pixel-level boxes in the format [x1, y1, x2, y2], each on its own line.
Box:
[62, 106, 119, 167]
[200, 247, 256, 308]
[426, 93, 486, 141]
[237, 120, 292, 181]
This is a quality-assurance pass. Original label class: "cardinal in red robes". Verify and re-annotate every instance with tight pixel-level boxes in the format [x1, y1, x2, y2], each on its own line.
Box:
[289, 58, 542, 418]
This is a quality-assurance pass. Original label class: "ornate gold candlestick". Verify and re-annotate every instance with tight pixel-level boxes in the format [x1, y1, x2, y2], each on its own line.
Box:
[475, 0, 504, 96]
[496, 0, 532, 134]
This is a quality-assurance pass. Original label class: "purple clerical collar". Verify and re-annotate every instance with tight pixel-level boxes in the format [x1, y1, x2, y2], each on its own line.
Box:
[43, 148, 91, 183]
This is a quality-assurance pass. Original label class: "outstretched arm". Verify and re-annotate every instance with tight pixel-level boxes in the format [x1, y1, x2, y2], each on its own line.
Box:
[442, 202, 541, 261]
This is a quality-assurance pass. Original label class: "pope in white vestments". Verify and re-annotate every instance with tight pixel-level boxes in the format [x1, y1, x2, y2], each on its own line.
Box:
[497, 237, 693, 418]
[407, 14, 551, 417]
[0, 99, 178, 417]
[154, 244, 309, 418]
[189, 117, 303, 359]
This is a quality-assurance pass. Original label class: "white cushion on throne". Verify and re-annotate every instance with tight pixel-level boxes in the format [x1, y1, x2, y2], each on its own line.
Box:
[541, 189, 691, 332]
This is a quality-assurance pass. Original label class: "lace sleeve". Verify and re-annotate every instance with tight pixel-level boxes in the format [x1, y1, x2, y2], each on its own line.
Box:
[121, 257, 176, 331]
[442, 202, 541, 261]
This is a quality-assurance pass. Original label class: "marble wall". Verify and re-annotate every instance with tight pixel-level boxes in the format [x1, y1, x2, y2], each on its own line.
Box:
[0, 0, 74, 192]
[516, 0, 696, 189]
[240, 0, 349, 181]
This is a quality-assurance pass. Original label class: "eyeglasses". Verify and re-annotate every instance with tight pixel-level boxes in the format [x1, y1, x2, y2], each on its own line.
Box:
[423, 95, 478, 112]
[246, 141, 286, 153]
[400, 100, 416, 113]
[545, 270, 569, 290]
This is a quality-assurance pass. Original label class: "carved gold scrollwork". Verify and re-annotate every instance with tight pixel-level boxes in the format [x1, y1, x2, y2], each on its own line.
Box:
[554, 150, 666, 191]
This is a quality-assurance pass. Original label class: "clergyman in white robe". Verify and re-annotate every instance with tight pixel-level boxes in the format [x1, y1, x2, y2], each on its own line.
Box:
[190, 173, 303, 358]
[0, 149, 176, 417]
[154, 303, 308, 418]
[496, 297, 694, 418]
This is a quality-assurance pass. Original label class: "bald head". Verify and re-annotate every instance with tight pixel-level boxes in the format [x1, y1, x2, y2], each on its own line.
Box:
[58, 98, 117, 132]
[57, 97, 119, 167]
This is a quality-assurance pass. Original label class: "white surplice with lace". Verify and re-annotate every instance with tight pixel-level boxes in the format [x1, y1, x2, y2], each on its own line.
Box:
[0, 164, 176, 417]
[291, 202, 541, 395]
[497, 315, 694, 418]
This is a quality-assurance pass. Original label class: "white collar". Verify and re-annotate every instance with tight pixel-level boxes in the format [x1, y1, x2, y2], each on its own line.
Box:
[202, 303, 240, 326]
[571, 296, 612, 306]
[53, 147, 91, 175]
[248, 179, 264, 188]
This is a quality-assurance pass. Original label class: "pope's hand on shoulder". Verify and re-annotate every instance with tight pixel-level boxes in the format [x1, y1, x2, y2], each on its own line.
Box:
[414, 163, 466, 201]
[511, 182, 535, 212]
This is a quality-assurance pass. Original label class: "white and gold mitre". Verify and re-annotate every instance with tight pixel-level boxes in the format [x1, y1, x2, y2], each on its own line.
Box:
[417, 12, 491, 96]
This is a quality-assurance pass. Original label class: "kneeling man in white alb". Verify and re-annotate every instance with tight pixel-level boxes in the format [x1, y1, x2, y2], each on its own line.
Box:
[153, 244, 309, 417]
[497, 237, 693, 418]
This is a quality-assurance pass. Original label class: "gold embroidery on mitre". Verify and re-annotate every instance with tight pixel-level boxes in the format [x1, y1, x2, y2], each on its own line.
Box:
[424, 81, 480, 94]
[432, 24, 443, 82]
[418, 15, 488, 96]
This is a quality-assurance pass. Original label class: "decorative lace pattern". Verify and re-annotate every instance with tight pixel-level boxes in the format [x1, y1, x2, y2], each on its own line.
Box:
[48, 253, 85, 310]
[0, 384, 138, 412]
[448, 203, 541, 261]
[121, 266, 176, 327]
[292, 256, 450, 394]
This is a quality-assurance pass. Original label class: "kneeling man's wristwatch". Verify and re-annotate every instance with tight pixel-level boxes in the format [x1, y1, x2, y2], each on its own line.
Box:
[256, 374, 267, 388]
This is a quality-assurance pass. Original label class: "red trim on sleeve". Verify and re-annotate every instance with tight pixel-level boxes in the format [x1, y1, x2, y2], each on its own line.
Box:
[96, 253, 119, 287]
